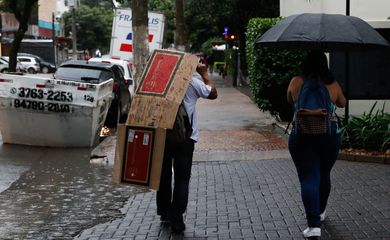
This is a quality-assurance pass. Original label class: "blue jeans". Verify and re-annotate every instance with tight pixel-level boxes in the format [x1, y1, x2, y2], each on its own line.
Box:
[157, 138, 195, 217]
[288, 124, 341, 227]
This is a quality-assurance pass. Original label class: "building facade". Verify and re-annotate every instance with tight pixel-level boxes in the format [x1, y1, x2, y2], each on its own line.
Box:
[38, 0, 59, 38]
[280, 0, 390, 28]
[279, 0, 390, 115]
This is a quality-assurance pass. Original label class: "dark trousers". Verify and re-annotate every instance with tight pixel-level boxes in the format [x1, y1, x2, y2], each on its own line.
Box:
[288, 126, 341, 227]
[156, 138, 195, 217]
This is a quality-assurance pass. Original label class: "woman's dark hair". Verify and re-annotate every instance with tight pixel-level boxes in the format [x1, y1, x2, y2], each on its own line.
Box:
[301, 50, 334, 84]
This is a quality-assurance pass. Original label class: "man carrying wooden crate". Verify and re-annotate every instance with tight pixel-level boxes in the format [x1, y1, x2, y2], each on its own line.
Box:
[156, 63, 218, 233]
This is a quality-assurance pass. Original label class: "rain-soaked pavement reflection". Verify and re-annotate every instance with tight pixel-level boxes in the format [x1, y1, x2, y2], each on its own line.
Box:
[0, 137, 145, 239]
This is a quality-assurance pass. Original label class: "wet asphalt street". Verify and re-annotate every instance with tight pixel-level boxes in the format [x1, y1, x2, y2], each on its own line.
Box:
[0, 72, 145, 239]
[0, 137, 145, 240]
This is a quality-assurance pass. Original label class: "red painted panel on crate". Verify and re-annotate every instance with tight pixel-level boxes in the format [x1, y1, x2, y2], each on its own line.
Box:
[137, 51, 182, 96]
[122, 129, 153, 184]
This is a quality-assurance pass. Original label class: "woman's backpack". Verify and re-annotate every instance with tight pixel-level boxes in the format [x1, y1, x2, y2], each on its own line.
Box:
[294, 79, 333, 135]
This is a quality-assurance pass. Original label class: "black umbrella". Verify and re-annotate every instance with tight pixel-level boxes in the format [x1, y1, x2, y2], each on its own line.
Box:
[255, 13, 390, 119]
[255, 13, 390, 51]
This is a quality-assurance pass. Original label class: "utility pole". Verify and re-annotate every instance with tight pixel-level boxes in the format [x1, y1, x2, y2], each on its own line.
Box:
[71, 6, 77, 60]
[52, 13, 57, 65]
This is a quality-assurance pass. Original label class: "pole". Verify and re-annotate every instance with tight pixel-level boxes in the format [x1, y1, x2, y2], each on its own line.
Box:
[52, 13, 56, 66]
[344, 0, 351, 123]
[71, 7, 77, 60]
[236, 52, 241, 87]
[0, 13, 2, 56]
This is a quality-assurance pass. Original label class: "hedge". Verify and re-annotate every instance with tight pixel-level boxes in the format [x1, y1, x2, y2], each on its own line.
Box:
[246, 17, 306, 121]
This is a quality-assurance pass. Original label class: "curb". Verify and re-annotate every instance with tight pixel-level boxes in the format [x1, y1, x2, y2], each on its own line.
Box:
[338, 152, 390, 165]
[272, 122, 390, 165]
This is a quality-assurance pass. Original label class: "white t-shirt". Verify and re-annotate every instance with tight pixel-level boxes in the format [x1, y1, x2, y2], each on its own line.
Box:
[182, 72, 212, 142]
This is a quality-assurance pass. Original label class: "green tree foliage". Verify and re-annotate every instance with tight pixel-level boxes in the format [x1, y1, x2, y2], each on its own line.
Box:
[81, 0, 116, 8]
[115, 0, 131, 6]
[246, 18, 306, 121]
[0, 0, 38, 72]
[184, 0, 235, 51]
[184, 0, 278, 51]
[149, 0, 174, 46]
[63, 5, 113, 54]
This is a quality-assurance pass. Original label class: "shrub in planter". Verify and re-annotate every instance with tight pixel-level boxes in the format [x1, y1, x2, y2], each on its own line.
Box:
[341, 102, 390, 152]
[246, 18, 306, 121]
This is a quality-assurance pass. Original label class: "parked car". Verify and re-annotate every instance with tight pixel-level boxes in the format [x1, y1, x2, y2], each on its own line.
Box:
[0, 58, 9, 73]
[1, 56, 27, 73]
[54, 60, 131, 128]
[15, 56, 40, 74]
[88, 57, 135, 96]
[18, 53, 56, 73]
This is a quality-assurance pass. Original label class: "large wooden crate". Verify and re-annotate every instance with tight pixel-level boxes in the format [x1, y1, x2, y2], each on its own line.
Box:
[126, 49, 198, 129]
[113, 124, 166, 190]
[114, 49, 198, 189]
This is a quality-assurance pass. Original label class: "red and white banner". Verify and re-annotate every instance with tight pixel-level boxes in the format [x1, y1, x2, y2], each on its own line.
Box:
[109, 8, 165, 61]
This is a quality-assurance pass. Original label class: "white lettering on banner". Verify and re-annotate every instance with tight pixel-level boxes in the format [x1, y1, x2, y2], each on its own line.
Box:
[117, 14, 159, 25]
[118, 14, 132, 22]
[149, 18, 159, 25]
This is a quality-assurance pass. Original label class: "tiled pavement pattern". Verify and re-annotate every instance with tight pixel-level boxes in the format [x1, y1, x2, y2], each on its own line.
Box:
[75, 159, 390, 240]
[75, 73, 389, 240]
[195, 129, 288, 152]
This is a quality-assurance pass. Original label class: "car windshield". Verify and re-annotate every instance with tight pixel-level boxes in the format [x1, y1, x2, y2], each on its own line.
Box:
[55, 66, 113, 83]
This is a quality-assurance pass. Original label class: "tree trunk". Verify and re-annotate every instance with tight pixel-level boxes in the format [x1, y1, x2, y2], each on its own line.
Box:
[9, 30, 25, 72]
[174, 0, 185, 51]
[8, 0, 38, 72]
[132, 0, 149, 86]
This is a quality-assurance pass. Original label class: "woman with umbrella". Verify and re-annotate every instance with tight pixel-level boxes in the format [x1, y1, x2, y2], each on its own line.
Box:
[287, 50, 346, 238]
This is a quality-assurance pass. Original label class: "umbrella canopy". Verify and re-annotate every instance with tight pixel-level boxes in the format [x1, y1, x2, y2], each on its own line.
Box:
[255, 13, 390, 51]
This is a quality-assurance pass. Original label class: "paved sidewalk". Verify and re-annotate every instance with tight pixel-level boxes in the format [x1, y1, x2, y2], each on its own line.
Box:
[75, 74, 390, 240]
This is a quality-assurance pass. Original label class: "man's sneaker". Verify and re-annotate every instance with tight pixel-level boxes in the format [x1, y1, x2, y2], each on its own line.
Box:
[303, 227, 321, 238]
[170, 214, 185, 233]
[157, 211, 169, 222]
[320, 210, 326, 222]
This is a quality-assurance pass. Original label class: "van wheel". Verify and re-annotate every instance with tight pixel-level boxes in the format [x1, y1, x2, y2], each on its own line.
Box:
[42, 66, 49, 73]
[27, 68, 36, 74]
[104, 100, 119, 128]
[119, 97, 131, 123]
[119, 104, 128, 123]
